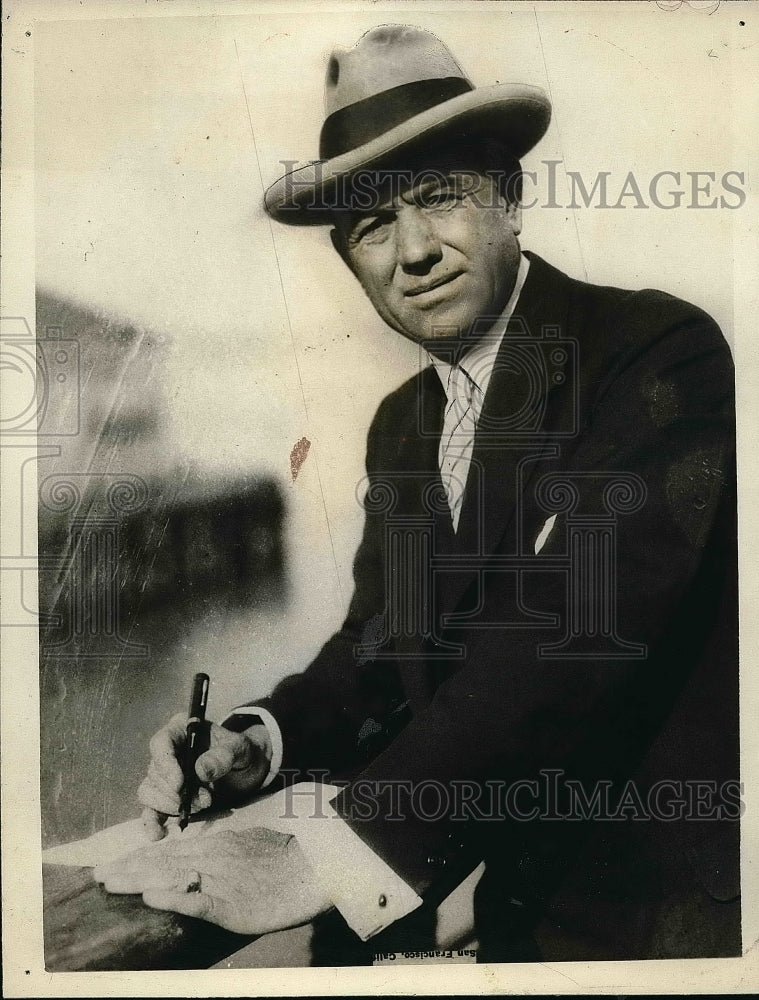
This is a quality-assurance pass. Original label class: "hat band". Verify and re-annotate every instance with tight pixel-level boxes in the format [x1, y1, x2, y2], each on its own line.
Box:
[319, 76, 473, 160]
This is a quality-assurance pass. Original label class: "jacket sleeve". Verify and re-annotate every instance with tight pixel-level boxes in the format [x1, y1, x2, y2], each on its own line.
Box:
[330, 294, 736, 899]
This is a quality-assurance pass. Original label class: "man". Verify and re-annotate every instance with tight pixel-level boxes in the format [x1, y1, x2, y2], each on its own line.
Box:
[96, 25, 739, 962]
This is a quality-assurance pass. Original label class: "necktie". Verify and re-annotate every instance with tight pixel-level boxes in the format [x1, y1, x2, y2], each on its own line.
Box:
[438, 365, 478, 532]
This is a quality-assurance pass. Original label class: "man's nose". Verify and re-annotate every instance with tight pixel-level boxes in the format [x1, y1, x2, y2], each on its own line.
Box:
[395, 207, 443, 274]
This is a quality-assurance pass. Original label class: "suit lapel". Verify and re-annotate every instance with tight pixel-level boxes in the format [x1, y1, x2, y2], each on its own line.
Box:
[391, 366, 451, 709]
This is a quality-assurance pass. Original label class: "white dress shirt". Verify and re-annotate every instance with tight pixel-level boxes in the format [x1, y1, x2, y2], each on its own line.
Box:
[226, 256, 537, 939]
[430, 253, 530, 530]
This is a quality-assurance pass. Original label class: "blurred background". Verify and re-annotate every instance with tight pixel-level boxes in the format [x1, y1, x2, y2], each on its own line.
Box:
[33, 6, 742, 846]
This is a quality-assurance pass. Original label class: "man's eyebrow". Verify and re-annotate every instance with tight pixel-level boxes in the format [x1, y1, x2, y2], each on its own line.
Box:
[345, 206, 394, 227]
[341, 171, 474, 228]
[414, 173, 459, 192]
[406, 171, 477, 201]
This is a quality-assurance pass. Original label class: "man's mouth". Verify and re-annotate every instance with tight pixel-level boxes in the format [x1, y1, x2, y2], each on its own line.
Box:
[404, 271, 465, 298]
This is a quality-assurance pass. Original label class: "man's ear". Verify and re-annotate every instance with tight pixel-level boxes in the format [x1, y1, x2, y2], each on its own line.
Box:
[506, 201, 522, 237]
[330, 227, 355, 273]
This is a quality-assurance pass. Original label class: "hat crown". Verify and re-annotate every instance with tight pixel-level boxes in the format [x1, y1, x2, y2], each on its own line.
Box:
[264, 24, 552, 223]
[325, 25, 471, 116]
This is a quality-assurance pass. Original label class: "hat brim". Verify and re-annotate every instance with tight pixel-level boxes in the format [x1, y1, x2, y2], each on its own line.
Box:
[264, 83, 551, 225]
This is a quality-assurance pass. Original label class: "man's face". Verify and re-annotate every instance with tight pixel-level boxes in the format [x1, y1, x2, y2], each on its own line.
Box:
[332, 149, 522, 353]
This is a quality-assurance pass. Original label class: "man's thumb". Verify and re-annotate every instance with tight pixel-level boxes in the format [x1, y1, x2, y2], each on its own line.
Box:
[196, 738, 248, 781]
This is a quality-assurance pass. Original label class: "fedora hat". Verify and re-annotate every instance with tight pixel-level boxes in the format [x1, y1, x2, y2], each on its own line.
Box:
[264, 24, 551, 224]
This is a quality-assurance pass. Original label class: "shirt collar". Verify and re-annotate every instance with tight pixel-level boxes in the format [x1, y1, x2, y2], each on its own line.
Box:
[429, 253, 530, 402]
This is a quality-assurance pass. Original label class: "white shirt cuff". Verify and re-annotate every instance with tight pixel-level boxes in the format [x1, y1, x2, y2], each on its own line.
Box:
[222, 705, 283, 789]
[279, 781, 423, 941]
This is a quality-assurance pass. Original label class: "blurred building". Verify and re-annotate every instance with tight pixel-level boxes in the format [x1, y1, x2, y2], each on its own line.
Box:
[36, 291, 286, 846]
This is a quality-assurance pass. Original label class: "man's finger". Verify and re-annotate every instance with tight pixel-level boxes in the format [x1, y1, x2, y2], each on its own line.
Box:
[93, 855, 155, 883]
[141, 888, 234, 929]
[141, 806, 168, 842]
[149, 713, 187, 756]
[196, 742, 241, 782]
[137, 777, 180, 818]
[94, 845, 191, 884]
[98, 871, 164, 894]
[147, 755, 183, 791]
[142, 763, 181, 801]
[191, 787, 213, 812]
[147, 752, 183, 789]
[139, 768, 212, 817]
[148, 726, 187, 785]
[100, 867, 203, 896]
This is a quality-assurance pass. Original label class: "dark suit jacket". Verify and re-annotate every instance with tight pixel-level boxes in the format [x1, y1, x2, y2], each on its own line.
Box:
[243, 253, 739, 959]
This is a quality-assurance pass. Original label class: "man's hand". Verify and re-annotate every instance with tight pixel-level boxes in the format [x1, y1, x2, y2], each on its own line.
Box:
[93, 827, 332, 936]
[139, 714, 272, 841]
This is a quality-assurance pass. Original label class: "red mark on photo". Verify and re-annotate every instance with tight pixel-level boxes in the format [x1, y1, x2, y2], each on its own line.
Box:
[290, 437, 311, 480]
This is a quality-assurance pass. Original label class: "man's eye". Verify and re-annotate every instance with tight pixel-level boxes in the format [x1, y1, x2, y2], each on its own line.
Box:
[351, 215, 391, 244]
[421, 189, 463, 210]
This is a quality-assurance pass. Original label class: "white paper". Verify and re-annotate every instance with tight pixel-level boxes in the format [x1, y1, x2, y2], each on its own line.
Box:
[42, 788, 298, 868]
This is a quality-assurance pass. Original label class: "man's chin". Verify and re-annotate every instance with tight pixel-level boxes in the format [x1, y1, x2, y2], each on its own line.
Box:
[419, 333, 466, 359]
[399, 311, 480, 351]
[419, 317, 483, 355]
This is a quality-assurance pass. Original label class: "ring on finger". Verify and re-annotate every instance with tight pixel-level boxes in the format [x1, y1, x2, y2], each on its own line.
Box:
[185, 870, 202, 893]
